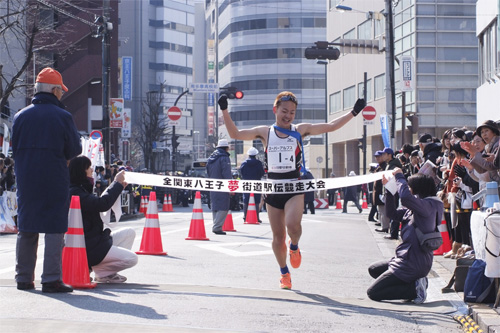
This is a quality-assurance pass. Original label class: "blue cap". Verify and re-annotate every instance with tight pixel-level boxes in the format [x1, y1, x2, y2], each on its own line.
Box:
[382, 147, 394, 155]
[374, 150, 383, 156]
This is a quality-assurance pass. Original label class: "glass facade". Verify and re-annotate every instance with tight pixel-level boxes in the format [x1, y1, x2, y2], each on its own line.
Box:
[394, 0, 478, 128]
[214, 0, 327, 128]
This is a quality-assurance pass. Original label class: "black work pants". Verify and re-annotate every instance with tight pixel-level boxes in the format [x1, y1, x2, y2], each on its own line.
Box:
[367, 260, 417, 301]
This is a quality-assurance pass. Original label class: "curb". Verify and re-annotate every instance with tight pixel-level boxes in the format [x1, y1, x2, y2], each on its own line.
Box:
[470, 304, 500, 332]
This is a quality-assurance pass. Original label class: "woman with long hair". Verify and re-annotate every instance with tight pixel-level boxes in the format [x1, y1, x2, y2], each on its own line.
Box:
[69, 155, 138, 283]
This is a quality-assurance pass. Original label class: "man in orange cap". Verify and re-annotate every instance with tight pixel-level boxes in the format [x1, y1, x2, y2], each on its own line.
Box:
[12, 67, 81, 293]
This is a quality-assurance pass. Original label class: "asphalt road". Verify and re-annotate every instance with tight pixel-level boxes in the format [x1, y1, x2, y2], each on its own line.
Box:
[0, 202, 465, 332]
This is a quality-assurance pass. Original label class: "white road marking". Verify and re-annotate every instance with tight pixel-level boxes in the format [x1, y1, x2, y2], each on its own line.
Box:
[196, 241, 273, 257]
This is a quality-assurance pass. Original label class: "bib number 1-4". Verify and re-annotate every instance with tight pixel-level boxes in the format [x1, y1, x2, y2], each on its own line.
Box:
[268, 145, 294, 172]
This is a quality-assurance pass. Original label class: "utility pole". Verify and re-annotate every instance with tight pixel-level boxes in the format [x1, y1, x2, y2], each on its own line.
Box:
[101, 0, 112, 163]
[385, 0, 396, 149]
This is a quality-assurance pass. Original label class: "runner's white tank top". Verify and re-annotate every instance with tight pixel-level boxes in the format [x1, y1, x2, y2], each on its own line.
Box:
[265, 124, 302, 180]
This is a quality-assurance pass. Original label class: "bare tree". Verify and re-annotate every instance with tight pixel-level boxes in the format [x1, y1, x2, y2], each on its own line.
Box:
[135, 85, 169, 173]
[0, 0, 98, 116]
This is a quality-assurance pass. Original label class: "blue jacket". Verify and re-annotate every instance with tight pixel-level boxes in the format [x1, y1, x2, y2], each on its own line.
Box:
[240, 156, 265, 181]
[13, 92, 81, 233]
[385, 173, 444, 282]
[206, 148, 232, 211]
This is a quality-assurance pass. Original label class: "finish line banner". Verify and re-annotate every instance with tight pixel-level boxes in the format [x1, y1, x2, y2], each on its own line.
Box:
[125, 171, 392, 194]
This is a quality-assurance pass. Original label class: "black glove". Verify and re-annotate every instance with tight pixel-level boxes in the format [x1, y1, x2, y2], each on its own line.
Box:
[453, 164, 466, 179]
[218, 95, 228, 110]
[351, 98, 366, 116]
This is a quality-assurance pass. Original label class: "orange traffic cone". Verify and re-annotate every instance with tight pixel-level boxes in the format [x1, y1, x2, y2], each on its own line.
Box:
[162, 194, 172, 212]
[139, 196, 146, 213]
[136, 191, 167, 255]
[244, 193, 259, 224]
[362, 193, 368, 209]
[223, 210, 236, 232]
[186, 191, 209, 240]
[62, 196, 97, 289]
[336, 192, 342, 210]
[433, 219, 452, 255]
[167, 194, 174, 212]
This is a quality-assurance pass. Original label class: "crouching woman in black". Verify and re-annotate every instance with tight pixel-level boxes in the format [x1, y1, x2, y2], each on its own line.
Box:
[69, 156, 138, 283]
[367, 168, 443, 304]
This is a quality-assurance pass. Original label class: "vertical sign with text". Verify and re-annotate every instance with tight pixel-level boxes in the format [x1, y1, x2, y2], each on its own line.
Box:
[110, 98, 124, 128]
[122, 107, 131, 138]
[122, 56, 132, 100]
[400, 55, 415, 92]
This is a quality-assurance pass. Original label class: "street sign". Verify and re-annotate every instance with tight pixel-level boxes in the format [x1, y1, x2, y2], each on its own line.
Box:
[314, 198, 329, 209]
[90, 130, 102, 141]
[189, 83, 220, 93]
[362, 106, 376, 121]
[167, 106, 182, 121]
[400, 55, 415, 92]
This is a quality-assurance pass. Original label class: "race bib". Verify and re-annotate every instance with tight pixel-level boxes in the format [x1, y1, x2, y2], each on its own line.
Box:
[267, 144, 295, 172]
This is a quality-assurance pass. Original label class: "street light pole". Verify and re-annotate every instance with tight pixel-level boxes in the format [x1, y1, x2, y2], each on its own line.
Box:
[101, 0, 112, 164]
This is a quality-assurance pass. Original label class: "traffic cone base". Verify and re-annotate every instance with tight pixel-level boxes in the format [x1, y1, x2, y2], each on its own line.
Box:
[335, 192, 342, 210]
[62, 196, 97, 289]
[186, 191, 209, 240]
[136, 191, 168, 255]
[223, 210, 236, 232]
[244, 193, 259, 224]
[433, 219, 452, 255]
[62, 247, 97, 289]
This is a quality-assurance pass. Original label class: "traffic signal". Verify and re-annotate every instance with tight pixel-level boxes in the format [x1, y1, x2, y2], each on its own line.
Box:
[305, 46, 340, 61]
[172, 135, 180, 149]
[406, 115, 419, 134]
[357, 137, 365, 150]
[220, 86, 244, 99]
[234, 90, 244, 99]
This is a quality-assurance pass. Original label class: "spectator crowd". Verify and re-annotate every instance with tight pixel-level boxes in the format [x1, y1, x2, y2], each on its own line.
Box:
[367, 119, 500, 260]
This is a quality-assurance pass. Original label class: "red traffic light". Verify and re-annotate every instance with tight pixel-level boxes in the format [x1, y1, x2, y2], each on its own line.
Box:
[235, 91, 244, 99]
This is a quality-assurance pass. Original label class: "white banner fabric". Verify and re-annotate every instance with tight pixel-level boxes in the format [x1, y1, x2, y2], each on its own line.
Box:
[124, 171, 392, 194]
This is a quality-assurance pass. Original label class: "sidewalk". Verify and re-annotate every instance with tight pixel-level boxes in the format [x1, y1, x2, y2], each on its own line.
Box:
[362, 202, 500, 332]
[430, 238, 500, 332]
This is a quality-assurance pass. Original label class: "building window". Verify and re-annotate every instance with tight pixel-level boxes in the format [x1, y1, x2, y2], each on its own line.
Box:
[343, 28, 355, 39]
[374, 74, 385, 100]
[375, 16, 385, 37]
[330, 91, 341, 114]
[358, 20, 372, 40]
[357, 79, 372, 101]
[479, 20, 498, 83]
[343, 86, 355, 110]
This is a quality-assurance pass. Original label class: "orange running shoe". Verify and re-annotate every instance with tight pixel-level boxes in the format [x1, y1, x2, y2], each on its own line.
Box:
[289, 240, 302, 269]
[280, 273, 292, 289]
